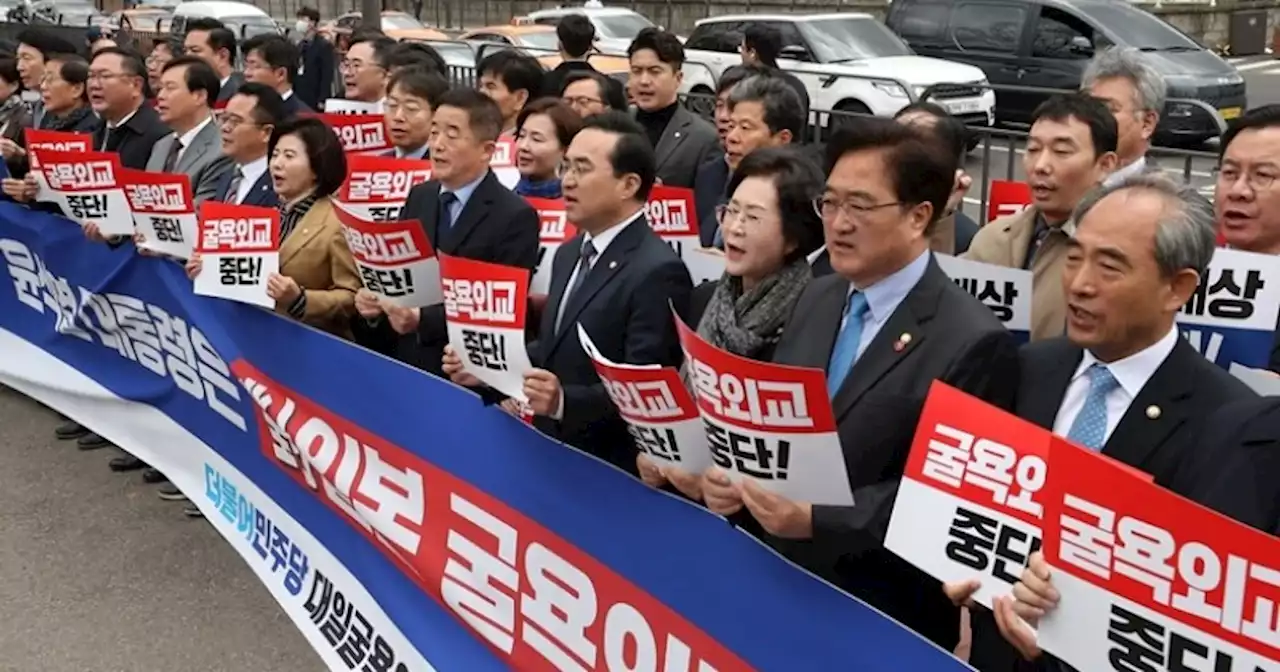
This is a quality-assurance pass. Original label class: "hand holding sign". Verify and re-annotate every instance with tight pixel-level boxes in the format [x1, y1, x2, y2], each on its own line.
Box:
[523, 369, 562, 416]
[994, 594, 1042, 661]
[384, 304, 420, 334]
[355, 288, 384, 319]
[740, 478, 813, 539]
[441, 344, 481, 388]
[702, 467, 743, 516]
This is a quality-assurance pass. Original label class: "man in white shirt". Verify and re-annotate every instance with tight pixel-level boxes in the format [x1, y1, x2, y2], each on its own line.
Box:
[148, 56, 231, 204]
[211, 82, 283, 208]
[242, 35, 310, 117]
[1082, 47, 1164, 187]
[182, 18, 241, 103]
[382, 67, 448, 160]
[341, 35, 393, 111]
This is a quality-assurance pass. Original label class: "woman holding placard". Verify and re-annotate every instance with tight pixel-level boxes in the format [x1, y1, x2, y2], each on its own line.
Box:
[186, 117, 361, 339]
[512, 98, 582, 199]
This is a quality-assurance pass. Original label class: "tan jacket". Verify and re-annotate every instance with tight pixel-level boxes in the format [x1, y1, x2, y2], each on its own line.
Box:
[276, 197, 361, 340]
[961, 207, 1071, 341]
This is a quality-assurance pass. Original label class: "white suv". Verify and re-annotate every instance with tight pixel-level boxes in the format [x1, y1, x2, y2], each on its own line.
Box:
[522, 7, 659, 55]
[680, 14, 996, 130]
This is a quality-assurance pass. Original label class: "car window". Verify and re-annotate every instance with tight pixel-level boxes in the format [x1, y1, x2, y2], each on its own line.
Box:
[762, 21, 813, 63]
[518, 31, 559, 51]
[595, 13, 654, 40]
[951, 2, 1026, 54]
[894, 0, 951, 43]
[1081, 3, 1198, 51]
[685, 23, 726, 51]
[800, 16, 914, 63]
[1031, 7, 1096, 59]
[336, 15, 356, 28]
[532, 17, 559, 27]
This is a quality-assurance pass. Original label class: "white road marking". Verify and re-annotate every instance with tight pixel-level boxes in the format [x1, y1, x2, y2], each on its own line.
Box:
[1234, 59, 1280, 72]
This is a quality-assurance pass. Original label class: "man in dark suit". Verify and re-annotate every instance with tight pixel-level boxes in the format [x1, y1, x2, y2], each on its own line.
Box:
[292, 7, 336, 111]
[242, 35, 312, 118]
[365, 89, 539, 373]
[959, 172, 1257, 672]
[444, 112, 693, 473]
[701, 117, 1019, 651]
[89, 47, 172, 171]
[182, 18, 240, 103]
[543, 14, 624, 107]
[627, 28, 719, 189]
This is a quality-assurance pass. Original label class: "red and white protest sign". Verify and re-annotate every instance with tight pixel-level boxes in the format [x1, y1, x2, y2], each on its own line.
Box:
[986, 180, 1033, 222]
[523, 196, 578, 294]
[323, 98, 383, 115]
[334, 154, 432, 222]
[490, 135, 519, 190]
[440, 253, 534, 401]
[193, 201, 281, 309]
[675, 315, 852, 506]
[24, 129, 93, 206]
[577, 324, 712, 471]
[1038, 438, 1280, 672]
[646, 185, 722, 284]
[29, 147, 134, 236]
[885, 382, 1052, 608]
[334, 206, 441, 308]
[121, 168, 197, 259]
[318, 113, 392, 155]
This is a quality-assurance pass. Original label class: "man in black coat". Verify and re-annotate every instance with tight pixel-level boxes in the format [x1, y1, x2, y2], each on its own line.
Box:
[89, 47, 172, 170]
[291, 7, 336, 111]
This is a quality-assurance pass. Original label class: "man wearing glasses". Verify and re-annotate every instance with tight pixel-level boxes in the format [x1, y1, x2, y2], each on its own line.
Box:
[209, 83, 285, 208]
[88, 47, 171, 170]
[341, 35, 393, 112]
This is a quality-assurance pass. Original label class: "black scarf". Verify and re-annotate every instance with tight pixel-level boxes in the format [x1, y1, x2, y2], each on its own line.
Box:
[41, 105, 94, 132]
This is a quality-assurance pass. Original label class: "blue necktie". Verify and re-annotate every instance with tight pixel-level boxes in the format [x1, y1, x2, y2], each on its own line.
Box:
[439, 191, 458, 230]
[826, 292, 869, 397]
[1066, 364, 1120, 451]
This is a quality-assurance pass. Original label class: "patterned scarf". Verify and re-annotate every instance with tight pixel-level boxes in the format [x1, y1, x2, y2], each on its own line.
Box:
[279, 193, 318, 243]
[696, 258, 812, 358]
[514, 176, 562, 199]
[40, 105, 94, 132]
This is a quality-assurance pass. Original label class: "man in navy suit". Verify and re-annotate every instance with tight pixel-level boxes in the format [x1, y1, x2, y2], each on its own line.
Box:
[212, 83, 284, 207]
[242, 35, 312, 119]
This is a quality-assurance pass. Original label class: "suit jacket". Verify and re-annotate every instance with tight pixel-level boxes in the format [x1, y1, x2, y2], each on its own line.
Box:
[276, 197, 361, 339]
[643, 105, 719, 189]
[962, 206, 1069, 342]
[692, 154, 729, 247]
[968, 336, 1257, 672]
[282, 93, 313, 118]
[217, 72, 245, 104]
[532, 215, 693, 472]
[392, 171, 540, 373]
[213, 168, 276, 207]
[92, 103, 171, 170]
[294, 38, 337, 111]
[769, 256, 1019, 651]
[145, 118, 231, 205]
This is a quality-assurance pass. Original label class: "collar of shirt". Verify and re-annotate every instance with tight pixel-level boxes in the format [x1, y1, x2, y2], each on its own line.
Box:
[848, 248, 931, 324]
[582, 209, 643, 259]
[395, 145, 429, 160]
[282, 89, 295, 100]
[220, 75, 230, 88]
[1074, 325, 1179, 399]
[1104, 156, 1147, 187]
[441, 170, 487, 213]
[237, 155, 269, 188]
[106, 107, 139, 131]
[177, 115, 213, 153]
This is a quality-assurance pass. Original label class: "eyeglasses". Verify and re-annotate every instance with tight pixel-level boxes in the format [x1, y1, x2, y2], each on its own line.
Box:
[715, 204, 766, 230]
[220, 114, 264, 131]
[1215, 166, 1277, 192]
[813, 196, 903, 221]
[341, 59, 383, 72]
[561, 95, 602, 108]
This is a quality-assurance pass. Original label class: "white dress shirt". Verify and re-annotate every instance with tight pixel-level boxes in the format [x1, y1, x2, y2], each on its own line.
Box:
[841, 249, 932, 361]
[234, 156, 269, 205]
[1052, 325, 1178, 445]
[1103, 156, 1148, 187]
[175, 115, 213, 164]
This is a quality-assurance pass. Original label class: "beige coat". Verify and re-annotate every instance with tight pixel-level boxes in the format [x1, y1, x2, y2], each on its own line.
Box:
[276, 197, 361, 340]
[961, 207, 1071, 342]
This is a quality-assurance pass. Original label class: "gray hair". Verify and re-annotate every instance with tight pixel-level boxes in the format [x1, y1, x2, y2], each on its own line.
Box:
[726, 75, 805, 140]
[1082, 47, 1167, 114]
[1072, 172, 1216, 279]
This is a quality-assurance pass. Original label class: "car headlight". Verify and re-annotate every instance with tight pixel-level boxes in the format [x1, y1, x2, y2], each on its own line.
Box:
[873, 81, 908, 98]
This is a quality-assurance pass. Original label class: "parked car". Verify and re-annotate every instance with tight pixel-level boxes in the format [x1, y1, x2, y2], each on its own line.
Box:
[460, 24, 631, 75]
[31, 0, 113, 28]
[682, 14, 996, 131]
[885, 0, 1244, 146]
[521, 7, 657, 54]
[318, 10, 448, 46]
[114, 7, 174, 33]
[170, 1, 281, 39]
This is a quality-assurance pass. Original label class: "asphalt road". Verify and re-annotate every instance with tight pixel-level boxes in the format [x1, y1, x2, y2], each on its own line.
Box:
[0, 385, 323, 672]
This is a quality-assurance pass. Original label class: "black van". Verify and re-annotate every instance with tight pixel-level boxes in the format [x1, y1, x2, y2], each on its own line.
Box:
[885, 0, 1245, 146]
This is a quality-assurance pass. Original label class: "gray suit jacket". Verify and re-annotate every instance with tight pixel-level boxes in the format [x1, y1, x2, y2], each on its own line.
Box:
[146, 118, 232, 205]
[645, 105, 719, 189]
[216, 72, 245, 104]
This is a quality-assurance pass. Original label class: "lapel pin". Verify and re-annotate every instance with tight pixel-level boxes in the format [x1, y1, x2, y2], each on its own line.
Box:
[609, 261, 617, 269]
[674, 131, 682, 139]
[1146, 405, 1161, 419]
[893, 332, 911, 352]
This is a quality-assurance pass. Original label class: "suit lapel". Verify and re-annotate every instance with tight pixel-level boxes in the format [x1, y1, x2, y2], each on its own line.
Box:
[278, 198, 330, 267]
[1102, 338, 1198, 470]
[245, 174, 275, 207]
[176, 122, 216, 174]
[538, 232, 584, 361]
[652, 108, 690, 175]
[1022, 344, 1082, 430]
[546, 218, 646, 358]
[1007, 207, 1038, 269]
[421, 182, 444, 250]
[793, 277, 848, 371]
[440, 173, 495, 253]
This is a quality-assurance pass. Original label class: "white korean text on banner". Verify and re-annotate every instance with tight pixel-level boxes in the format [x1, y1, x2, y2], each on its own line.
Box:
[322, 98, 383, 115]
[1037, 437, 1280, 672]
[439, 253, 534, 400]
[885, 381, 1052, 609]
[577, 324, 712, 472]
[986, 180, 1032, 222]
[29, 147, 134, 236]
[24, 128, 92, 204]
[317, 113, 392, 155]
[490, 136, 519, 190]
[193, 201, 281, 309]
[333, 154, 432, 223]
[121, 168, 197, 260]
[1176, 247, 1280, 371]
[333, 206, 441, 308]
[674, 314, 854, 506]
[524, 196, 577, 294]
[936, 254, 1033, 344]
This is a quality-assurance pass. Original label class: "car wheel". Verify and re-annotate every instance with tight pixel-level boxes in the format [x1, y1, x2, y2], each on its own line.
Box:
[831, 100, 871, 131]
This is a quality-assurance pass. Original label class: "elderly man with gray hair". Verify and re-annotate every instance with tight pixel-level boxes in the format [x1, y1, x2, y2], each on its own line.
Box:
[949, 171, 1256, 672]
[1082, 46, 1166, 186]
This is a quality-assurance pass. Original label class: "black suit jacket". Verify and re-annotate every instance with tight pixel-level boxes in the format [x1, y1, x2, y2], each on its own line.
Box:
[295, 38, 337, 111]
[213, 169, 276, 207]
[531, 214, 693, 472]
[968, 335, 1257, 672]
[768, 256, 1019, 651]
[92, 104, 171, 170]
[282, 94, 313, 118]
[217, 72, 245, 104]
[386, 171, 539, 373]
[692, 155, 729, 247]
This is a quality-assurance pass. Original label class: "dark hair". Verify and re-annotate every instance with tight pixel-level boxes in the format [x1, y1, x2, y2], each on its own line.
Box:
[825, 117, 958, 234]
[386, 41, 447, 77]
[727, 75, 804, 139]
[1030, 92, 1118, 156]
[0, 58, 18, 88]
[15, 29, 77, 60]
[556, 14, 595, 59]
[387, 66, 450, 108]
[435, 87, 504, 143]
[477, 50, 544, 100]
[161, 55, 220, 106]
[349, 34, 395, 69]
[627, 27, 685, 69]
[716, 63, 769, 96]
[91, 46, 148, 80]
[517, 97, 583, 149]
[580, 111, 656, 202]
[232, 81, 287, 126]
[185, 18, 238, 62]
[47, 53, 89, 103]
[1220, 104, 1280, 160]
[151, 36, 182, 57]
[242, 35, 299, 84]
[560, 70, 627, 111]
[895, 101, 968, 163]
[296, 6, 320, 23]
[742, 24, 782, 68]
[268, 116, 347, 198]
[726, 146, 824, 263]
